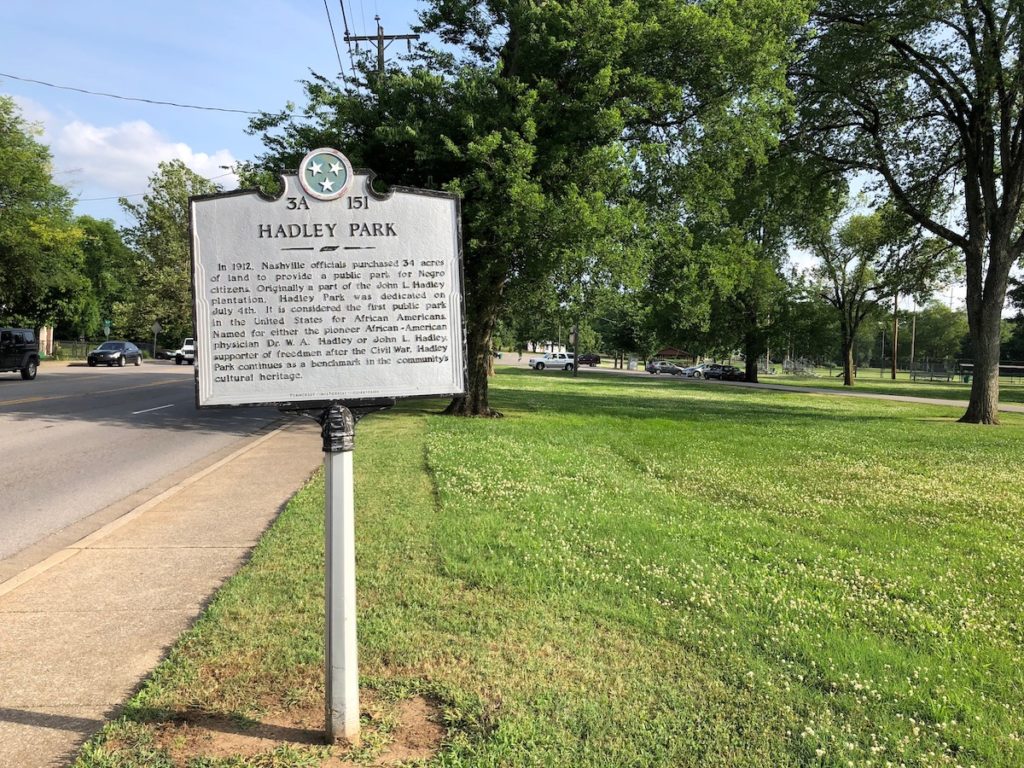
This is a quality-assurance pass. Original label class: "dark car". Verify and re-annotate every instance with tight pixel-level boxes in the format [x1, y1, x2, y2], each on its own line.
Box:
[87, 341, 142, 367]
[721, 366, 747, 381]
[703, 364, 725, 379]
[0, 327, 40, 380]
[576, 353, 601, 367]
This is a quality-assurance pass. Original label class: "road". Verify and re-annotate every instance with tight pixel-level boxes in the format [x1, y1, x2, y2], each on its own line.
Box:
[0, 361, 286, 570]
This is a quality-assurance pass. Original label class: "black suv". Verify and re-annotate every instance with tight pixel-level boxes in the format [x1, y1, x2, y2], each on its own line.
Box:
[0, 327, 41, 380]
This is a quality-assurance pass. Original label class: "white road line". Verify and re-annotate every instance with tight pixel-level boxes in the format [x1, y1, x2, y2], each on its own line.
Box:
[132, 403, 176, 415]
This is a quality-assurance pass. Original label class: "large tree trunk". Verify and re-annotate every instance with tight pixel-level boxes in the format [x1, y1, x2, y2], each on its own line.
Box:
[891, 296, 899, 380]
[840, 327, 855, 387]
[960, 286, 1006, 424]
[443, 259, 504, 417]
[743, 329, 764, 384]
[444, 306, 502, 416]
[958, 237, 1015, 424]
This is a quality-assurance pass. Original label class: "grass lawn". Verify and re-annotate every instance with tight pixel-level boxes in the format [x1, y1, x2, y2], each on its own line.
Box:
[767, 371, 1024, 405]
[76, 370, 1024, 767]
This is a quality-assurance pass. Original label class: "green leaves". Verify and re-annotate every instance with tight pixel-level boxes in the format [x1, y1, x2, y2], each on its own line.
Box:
[243, 0, 810, 411]
[0, 96, 81, 326]
[117, 160, 221, 343]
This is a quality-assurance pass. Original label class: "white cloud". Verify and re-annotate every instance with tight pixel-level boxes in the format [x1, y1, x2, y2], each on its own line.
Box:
[10, 94, 54, 134]
[52, 119, 239, 198]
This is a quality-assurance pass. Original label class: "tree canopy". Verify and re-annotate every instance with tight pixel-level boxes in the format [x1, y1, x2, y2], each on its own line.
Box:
[0, 96, 82, 327]
[117, 160, 221, 345]
[243, 0, 809, 415]
[808, 205, 954, 385]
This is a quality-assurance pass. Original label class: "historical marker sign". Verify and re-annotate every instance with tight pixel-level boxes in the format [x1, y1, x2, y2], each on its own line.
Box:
[189, 150, 465, 745]
[189, 151, 465, 408]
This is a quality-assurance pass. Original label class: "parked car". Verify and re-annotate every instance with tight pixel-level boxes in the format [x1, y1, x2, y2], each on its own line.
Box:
[174, 337, 196, 365]
[87, 340, 142, 367]
[154, 347, 174, 360]
[0, 327, 40, 380]
[703, 364, 725, 379]
[576, 353, 601, 367]
[704, 364, 745, 381]
[682, 363, 708, 378]
[721, 366, 747, 381]
[528, 351, 575, 371]
[646, 360, 685, 375]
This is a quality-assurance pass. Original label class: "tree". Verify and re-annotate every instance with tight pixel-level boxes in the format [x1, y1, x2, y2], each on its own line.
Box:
[118, 161, 220, 344]
[67, 216, 135, 339]
[0, 96, 82, 326]
[701, 151, 843, 382]
[912, 302, 969, 366]
[776, 276, 842, 367]
[808, 207, 951, 386]
[244, 0, 808, 415]
[798, 0, 1024, 423]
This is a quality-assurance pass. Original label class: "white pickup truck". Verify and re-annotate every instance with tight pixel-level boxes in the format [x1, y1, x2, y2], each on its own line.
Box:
[174, 337, 195, 365]
[528, 352, 575, 371]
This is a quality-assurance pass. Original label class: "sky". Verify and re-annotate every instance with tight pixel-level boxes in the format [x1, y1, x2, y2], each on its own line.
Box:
[0, 0, 426, 226]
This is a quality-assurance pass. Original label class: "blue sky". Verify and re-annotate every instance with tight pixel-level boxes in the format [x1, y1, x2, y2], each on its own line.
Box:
[0, 0, 425, 225]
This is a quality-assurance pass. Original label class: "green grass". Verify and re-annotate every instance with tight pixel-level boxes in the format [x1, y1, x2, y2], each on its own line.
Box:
[768, 370, 1024, 405]
[76, 370, 1024, 767]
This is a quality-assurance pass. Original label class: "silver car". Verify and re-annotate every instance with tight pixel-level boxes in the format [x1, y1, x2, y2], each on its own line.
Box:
[645, 360, 685, 375]
[682, 363, 708, 378]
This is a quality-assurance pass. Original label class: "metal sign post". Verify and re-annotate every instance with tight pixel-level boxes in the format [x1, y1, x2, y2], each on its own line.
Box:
[312, 400, 391, 744]
[320, 405, 359, 743]
[151, 321, 162, 362]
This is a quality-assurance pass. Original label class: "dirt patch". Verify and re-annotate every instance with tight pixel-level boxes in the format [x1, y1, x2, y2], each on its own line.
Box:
[152, 692, 445, 766]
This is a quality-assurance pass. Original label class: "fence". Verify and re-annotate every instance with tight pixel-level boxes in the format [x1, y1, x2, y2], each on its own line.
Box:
[956, 361, 1024, 384]
[53, 340, 164, 360]
[782, 357, 818, 376]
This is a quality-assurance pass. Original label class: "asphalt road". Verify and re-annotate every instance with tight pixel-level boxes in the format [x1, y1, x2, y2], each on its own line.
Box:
[0, 361, 286, 565]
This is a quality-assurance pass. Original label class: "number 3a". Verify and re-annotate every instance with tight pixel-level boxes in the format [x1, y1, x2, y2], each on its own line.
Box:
[286, 197, 310, 210]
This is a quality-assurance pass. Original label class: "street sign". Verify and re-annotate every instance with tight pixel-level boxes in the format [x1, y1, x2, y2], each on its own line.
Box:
[189, 156, 465, 408]
[152, 321, 162, 335]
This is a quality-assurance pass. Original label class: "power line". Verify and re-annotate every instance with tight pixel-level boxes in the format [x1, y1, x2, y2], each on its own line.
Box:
[338, 0, 359, 84]
[0, 71, 259, 115]
[322, 0, 346, 80]
[75, 172, 236, 202]
[77, 192, 146, 202]
[344, 15, 419, 75]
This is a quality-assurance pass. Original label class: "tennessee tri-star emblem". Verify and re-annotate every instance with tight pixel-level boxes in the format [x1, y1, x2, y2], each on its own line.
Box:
[298, 147, 354, 201]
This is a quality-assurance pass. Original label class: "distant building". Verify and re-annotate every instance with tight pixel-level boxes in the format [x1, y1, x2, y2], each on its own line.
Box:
[654, 347, 693, 361]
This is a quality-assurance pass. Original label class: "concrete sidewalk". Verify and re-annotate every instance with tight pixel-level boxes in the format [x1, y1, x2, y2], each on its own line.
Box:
[0, 418, 323, 767]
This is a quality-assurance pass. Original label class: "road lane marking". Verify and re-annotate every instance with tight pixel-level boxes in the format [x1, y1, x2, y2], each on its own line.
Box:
[0, 378, 182, 407]
[132, 403, 175, 414]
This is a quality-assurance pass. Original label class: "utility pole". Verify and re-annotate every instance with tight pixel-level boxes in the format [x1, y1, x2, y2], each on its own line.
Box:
[571, 321, 579, 378]
[892, 294, 899, 380]
[344, 15, 419, 76]
[879, 325, 885, 377]
[910, 300, 917, 376]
